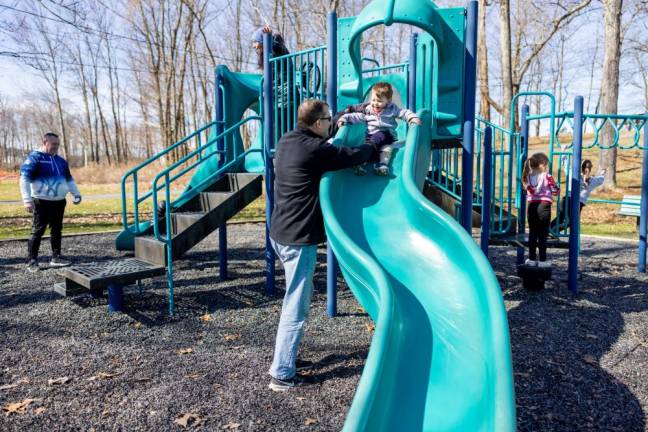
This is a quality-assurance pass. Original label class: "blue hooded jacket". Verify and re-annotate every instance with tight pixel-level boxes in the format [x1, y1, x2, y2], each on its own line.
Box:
[19, 151, 80, 202]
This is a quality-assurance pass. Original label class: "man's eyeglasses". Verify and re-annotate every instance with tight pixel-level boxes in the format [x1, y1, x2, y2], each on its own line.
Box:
[319, 116, 332, 122]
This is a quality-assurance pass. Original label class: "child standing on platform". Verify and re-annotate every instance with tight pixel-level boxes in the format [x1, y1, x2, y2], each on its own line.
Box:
[337, 82, 421, 176]
[522, 152, 559, 268]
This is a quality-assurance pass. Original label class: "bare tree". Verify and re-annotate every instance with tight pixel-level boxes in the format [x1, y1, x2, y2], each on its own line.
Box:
[598, 0, 623, 189]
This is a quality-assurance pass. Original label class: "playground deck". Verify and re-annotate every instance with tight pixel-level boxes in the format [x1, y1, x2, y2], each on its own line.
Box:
[0, 223, 646, 431]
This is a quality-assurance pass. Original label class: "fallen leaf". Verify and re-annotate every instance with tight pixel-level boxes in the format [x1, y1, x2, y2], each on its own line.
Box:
[48, 376, 71, 386]
[223, 334, 241, 341]
[583, 354, 597, 365]
[88, 372, 119, 381]
[296, 397, 305, 401]
[201, 314, 213, 322]
[355, 307, 366, 313]
[131, 322, 143, 329]
[305, 417, 317, 426]
[223, 422, 241, 430]
[365, 323, 375, 333]
[2, 398, 39, 416]
[101, 410, 109, 418]
[174, 412, 204, 428]
[184, 374, 203, 380]
[35, 407, 46, 415]
[177, 348, 194, 355]
[0, 379, 30, 391]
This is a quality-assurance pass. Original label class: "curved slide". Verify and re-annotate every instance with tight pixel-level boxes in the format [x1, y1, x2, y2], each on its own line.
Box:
[320, 110, 516, 431]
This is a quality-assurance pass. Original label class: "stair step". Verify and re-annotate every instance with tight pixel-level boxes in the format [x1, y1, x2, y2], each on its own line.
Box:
[172, 212, 206, 235]
[60, 258, 165, 292]
[134, 173, 263, 265]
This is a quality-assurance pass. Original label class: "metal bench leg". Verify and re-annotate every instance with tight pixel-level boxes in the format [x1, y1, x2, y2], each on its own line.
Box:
[107, 284, 124, 312]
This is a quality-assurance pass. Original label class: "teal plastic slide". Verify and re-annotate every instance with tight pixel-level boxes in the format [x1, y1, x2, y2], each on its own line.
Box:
[320, 111, 516, 431]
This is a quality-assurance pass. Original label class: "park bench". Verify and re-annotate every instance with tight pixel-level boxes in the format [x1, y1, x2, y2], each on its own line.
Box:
[618, 195, 642, 228]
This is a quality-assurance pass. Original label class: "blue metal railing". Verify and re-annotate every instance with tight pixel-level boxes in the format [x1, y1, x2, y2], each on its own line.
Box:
[269, 46, 327, 141]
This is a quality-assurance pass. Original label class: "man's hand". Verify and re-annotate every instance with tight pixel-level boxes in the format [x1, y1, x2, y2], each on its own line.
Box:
[599, 168, 607, 176]
[337, 120, 346, 128]
[409, 117, 422, 126]
[73, 195, 82, 205]
[262, 26, 272, 34]
[24, 201, 34, 213]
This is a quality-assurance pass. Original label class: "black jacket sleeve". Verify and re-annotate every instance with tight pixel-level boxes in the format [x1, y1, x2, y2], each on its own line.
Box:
[315, 140, 376, 172]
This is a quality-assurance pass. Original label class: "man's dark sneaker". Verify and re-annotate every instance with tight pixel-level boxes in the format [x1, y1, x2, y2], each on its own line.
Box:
[269, 374, 313, 392]
[49, 256, 71, 267]
[295, 359, 314, 372]
[26, 260, 40, 273]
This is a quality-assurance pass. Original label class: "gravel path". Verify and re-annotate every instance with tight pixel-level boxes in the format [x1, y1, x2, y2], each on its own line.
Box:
[0, 223, 647, 431]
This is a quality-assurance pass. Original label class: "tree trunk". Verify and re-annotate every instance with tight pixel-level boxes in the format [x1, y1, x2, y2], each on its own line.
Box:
[598, 0, 623, 189]
[498, 0, 513, 127]
[477, 0, 490, 121]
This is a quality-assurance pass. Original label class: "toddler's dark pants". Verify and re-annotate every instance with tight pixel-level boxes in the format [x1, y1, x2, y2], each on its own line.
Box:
[366, 131, 395, 163]
[527, 201, 551, 261]
[28, 198, 67, 260]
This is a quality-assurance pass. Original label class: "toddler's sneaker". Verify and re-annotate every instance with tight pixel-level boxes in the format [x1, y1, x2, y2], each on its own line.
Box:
[538, 260, 552, 268]
[524, 259, 538, 267]
[373, 163, 390, 176]
[354, 165, 367, 176]
[50, 256, 71, 267]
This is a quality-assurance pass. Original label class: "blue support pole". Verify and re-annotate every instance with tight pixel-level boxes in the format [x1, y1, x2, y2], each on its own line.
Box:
[638, 114, 648, 272]
[326, 10, 338, 318]
[460, 1, 478, 233]
[568, 96, 584, 294]
[408, 33, 418, 112]
[263, 32, 276, 295]
[107, 284, 124, 313]
[517, 105, 530, 265]
[480, 127, 492, 256]
[215, 72, 228, 280]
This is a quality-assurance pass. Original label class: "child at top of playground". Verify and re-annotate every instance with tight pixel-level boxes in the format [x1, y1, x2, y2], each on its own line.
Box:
[336, 82, 421, 176]
[522, 152, 559, 268]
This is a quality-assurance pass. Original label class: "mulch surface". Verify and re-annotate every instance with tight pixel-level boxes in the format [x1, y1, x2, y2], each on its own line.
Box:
[0, 224, 646, 431]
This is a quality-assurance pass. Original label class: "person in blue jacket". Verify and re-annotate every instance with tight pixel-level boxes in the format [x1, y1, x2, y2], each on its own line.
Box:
[19, 132, 82, 272]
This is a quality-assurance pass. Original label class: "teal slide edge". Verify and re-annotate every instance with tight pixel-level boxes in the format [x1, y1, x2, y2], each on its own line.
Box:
[320, 111, 516, 431]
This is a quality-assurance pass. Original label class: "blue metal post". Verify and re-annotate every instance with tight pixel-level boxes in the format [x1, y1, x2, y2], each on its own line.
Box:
[568, 96, 584, 294]
[517, 105, 530, 265]
[326, 11, 338, 318]
[215, 72, 228, 280]
[481, 127, 492, 256]
[408, 33, 418, 112]
[263, 32, 276, 295]
[460, 1, 478, 233]
[638, 115, 648, 272]
[107, 284, 123, 313]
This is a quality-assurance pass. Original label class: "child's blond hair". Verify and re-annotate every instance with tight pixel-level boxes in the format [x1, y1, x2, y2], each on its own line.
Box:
[371, 82, 393, 100]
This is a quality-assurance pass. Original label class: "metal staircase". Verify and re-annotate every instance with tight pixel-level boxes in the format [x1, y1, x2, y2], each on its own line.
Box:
[57, 113, 266, 314]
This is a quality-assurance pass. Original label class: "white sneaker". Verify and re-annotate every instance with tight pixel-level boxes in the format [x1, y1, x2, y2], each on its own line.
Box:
[524, 259, 538, 267]
[538, 260, 552, 268]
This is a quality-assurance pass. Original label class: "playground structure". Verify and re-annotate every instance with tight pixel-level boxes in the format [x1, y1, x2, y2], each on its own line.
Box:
[54, 0, 648, 430]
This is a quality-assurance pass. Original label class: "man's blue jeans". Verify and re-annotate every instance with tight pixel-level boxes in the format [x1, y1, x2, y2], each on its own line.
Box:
[269, 239, 317, 380]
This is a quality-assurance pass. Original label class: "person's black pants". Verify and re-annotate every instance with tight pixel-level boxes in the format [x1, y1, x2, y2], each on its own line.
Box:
[28, 198, 67, 260]
[527, 201, 551, 261]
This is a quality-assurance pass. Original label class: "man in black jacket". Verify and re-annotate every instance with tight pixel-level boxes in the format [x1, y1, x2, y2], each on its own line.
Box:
[268, 99, 375, 391]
